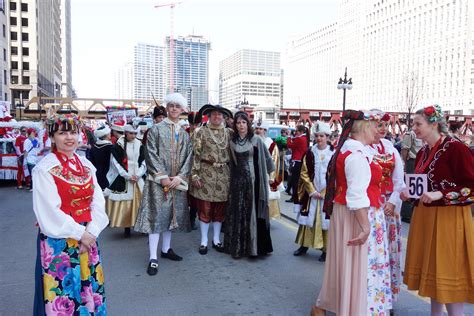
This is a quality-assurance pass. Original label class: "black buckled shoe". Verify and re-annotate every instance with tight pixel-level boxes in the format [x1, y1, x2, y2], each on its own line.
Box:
[318, 251, 326, 262]
[293, 246, 308, 256]
[212, 242, 225, 253]
[161, 248, 183, 261]
[146, 259, 159, 276]
[199, 245, 208, 255]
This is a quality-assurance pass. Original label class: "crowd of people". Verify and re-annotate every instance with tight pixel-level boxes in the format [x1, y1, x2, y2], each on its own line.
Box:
[26, 93, 474, 315]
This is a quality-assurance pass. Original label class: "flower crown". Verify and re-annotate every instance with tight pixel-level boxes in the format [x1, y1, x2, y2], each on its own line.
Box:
[46, 113, 82, 134]
[423, 105, 443, 123]
[343, 109, 382, 121]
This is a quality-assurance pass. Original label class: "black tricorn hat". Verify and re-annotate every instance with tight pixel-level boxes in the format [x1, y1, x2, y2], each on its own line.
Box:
[153, 106, 167, 119]
[199, 104, 233, 119]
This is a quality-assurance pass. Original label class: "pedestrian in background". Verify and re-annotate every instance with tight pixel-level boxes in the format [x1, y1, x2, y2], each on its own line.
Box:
[89, 125, 113, 191]
[106, 124, 146, 238]
[286, 125, 309, 205]
[402, 105, 474, 316]
[32, 113, 109, 315]
[23, 128, 41, 191]
[400, 127, 423, 222]
[293, 121, 334, 261]
[14, 126, 29, 189]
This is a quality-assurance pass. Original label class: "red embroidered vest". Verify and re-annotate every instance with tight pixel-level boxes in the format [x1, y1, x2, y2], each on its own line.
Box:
[50, 165, 94, 223]
[334, 150, 382, 208]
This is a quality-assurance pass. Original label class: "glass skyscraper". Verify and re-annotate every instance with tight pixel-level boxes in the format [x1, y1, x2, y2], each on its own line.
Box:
[166, 35, 210, 111]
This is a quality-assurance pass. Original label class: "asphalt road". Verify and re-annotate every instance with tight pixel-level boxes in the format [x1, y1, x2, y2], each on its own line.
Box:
[0, 182, 473, 315]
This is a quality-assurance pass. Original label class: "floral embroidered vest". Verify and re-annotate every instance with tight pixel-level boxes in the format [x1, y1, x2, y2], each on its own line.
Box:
[372, 152, 395, 196]
[50, 165, 94, 223]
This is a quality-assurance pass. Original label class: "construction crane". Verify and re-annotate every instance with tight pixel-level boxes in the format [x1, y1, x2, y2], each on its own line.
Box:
[154, 2, 183, 93]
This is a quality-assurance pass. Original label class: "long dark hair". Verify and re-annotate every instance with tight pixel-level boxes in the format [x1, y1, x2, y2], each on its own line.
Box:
[232, 111, 254, 142]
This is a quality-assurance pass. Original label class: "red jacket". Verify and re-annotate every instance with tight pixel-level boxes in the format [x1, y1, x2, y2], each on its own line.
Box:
[287, 134, 308, 161]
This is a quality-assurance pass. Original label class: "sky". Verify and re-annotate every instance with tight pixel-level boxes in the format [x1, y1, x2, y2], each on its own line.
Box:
[72, 0, 338, 100]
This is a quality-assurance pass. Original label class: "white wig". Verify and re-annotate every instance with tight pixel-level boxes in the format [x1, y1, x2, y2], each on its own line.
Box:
[164, 93, 187, 109]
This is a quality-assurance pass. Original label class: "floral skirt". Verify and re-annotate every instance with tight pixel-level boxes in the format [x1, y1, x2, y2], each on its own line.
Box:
[34, 231, 107, 315]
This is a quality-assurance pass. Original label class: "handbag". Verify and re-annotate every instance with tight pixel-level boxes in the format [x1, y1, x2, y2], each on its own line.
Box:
[268, 188, 281, 200]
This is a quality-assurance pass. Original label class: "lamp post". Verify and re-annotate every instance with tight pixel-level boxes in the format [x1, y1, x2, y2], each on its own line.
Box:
[337, 67, 353, 113]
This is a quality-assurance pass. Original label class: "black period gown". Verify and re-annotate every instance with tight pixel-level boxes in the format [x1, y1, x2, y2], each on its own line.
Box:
[224, 136, 273, 258]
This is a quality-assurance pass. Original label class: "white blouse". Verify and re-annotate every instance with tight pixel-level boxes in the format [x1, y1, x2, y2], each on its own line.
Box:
[367, 138, 406, 207]
[32, 153, 109, 240]
[340, 139, 372, 210]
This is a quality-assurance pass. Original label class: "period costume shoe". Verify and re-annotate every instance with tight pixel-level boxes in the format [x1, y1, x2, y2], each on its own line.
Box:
[285, 199, 293, 203]
[318, 251, 326, 262]
[16, 186, 23, 189]
[124, 228, 131, 238]
[161, 248, 183, 261]
[293, 246, 308, 256]
[146, 259, 159, 276]
[199, 245, 208, 255]
[212, 242, 225, 253]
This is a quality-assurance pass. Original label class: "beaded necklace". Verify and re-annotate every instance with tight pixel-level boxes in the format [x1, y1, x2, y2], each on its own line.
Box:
[206, 125, 229, 150]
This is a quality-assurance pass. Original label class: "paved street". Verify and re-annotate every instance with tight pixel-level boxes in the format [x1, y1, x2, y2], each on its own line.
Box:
[1, 182, 473, 315]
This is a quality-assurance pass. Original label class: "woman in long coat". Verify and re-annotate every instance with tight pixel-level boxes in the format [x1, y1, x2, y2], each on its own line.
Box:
[224, 111, 275, 259]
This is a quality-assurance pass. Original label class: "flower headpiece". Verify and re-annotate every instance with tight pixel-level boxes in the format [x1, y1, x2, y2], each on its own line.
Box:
[343, 109, 382, 121]
[423, 104, 443, 123]
[46, 113, 82, 136]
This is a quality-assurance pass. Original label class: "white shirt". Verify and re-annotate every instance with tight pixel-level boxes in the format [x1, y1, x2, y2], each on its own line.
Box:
[32, 153, 109, 240]
[23, 137, 41, 165]
[340, 139, 373, 210]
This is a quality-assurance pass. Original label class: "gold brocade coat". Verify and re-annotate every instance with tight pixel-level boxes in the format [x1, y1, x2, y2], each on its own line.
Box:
[189, 125, 232, 202]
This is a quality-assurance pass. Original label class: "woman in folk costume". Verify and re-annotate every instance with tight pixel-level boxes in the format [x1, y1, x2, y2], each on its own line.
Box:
[105, 124, 146, 238]
[134, 93, 193, 276]
[366, 110, 405, 306]
[224, 111, 275, 259]
[402, 105, 474, 316]
[254, 119, 283, 219]
[293, 121, 334, 262]
[32, 114, 109, 315]
[312, 110, 392, 316]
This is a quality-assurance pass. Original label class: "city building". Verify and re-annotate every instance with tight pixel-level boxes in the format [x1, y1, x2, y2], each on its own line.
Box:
[219, 49, 282, 111]
[133, 43, 166, 104]
[114, 62, 134, 100]
[7, 0, 72, 107]
[0, 0, 8, 102]
[167, 35, 210, 111]
[284, 0, 474, 115]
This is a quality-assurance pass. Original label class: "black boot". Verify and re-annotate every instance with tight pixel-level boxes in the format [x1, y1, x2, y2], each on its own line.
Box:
[293, 246, 308, 256]
[124, 228, 131, 238]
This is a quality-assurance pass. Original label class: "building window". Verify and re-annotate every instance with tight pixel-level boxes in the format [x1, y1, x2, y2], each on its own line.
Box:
[22, 76, 29, 84]
[20, 2, 27, 12]
[10, 31, 17, 41]
[2, 48, 5, 61]
[22, 61, 28, 70]
[11, 46, 17, 55]
[10, 17, 16, 26]
[21, 32, 27, 41]
[11, 61, 17, 69]
[9, 2, 16, 11]
[21, 18, 28, 27]
[11, 75, 18, 84]
[3, 70, 6, 86]
[2, 24, 4, 38]
[22, 47, 28, 55]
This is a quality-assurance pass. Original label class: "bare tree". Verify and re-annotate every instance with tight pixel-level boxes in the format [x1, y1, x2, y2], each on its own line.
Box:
[403, 71, 423, 130]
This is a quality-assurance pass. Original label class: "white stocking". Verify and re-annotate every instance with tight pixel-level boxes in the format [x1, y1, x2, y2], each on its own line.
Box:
[213, 221, 222, 244]
[161, 230, 172, 253]
[200, 221, 210, 246]
[148, 233, 160, 260]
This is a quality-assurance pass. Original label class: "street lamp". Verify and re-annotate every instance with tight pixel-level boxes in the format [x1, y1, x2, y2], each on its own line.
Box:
[337, 67, 353, 113]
